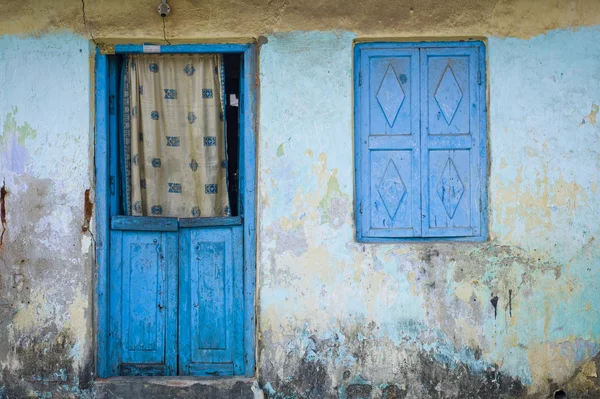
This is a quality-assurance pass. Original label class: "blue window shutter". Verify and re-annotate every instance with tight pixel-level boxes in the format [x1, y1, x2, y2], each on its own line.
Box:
[420, 46, 483, 237]
[356, 47, 421, 239]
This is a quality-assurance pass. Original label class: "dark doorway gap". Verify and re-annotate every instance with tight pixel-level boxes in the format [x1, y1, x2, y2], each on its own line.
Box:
[224, 54, 241, 217]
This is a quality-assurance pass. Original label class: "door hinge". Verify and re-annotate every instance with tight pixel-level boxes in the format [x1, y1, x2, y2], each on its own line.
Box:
[359, 202, 363, 214]
[109, 95, 115, 115]
[358, 72, 362, 86]
[109, 176, 115, 195]
[477, 70, 482, 85]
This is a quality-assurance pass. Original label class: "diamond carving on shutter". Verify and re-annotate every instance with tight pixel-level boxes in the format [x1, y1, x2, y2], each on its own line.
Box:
[377, 159, 407, 220]
[436, 158, 465, 219]
[434, 65, 463, 124]
[376, 64, 406, 127]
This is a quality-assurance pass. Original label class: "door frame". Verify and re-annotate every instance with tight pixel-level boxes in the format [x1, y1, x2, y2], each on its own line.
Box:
[94, 43, 257, 378]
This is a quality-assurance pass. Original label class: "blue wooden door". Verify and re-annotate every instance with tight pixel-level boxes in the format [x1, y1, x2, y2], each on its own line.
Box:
[108, 219, 179, 376]
[108, 218, 244, 377]
[178, 224, 244, 376]
[100, 47, 257, 378]
[420, 47, 482, 237]
[357, 47, 421, 238]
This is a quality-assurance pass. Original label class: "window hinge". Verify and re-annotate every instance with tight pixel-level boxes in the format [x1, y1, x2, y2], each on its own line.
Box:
[109, 95, 115, 115]
[477, 70, 482, 85]
[110, 176, 115, 195]
[358, 72, 362, 86]
[359, 202, 363, 214]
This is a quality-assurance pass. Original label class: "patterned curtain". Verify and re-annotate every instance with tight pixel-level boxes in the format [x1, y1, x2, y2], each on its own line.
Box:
[123, 54, 230, 218]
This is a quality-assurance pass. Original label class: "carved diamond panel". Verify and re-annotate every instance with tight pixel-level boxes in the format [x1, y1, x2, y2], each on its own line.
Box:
[434, 65, 463, 124]
[377, 159, 407, 220]
[436, 158, 465, 219]
[376, 64, 406, 127]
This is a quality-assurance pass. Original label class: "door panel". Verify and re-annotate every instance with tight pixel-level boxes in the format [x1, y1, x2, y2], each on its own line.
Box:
[179, 226, 244, 376]
[109, 229, 178, 376]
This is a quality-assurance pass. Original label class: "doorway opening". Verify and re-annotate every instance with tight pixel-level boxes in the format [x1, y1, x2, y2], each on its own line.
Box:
[94, 44, 256, 378]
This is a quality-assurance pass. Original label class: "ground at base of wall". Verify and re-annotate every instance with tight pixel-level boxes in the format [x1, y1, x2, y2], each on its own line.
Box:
[92, 376, 254, 399]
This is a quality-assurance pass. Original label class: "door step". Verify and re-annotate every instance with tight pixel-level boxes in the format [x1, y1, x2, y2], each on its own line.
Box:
[94, 376, 256, 399]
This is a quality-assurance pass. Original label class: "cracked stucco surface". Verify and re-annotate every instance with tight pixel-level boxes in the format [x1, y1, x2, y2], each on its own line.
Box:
[257, 29, 600, 397]
[0, 1, 598, 397]
[0, 34, 94, 397]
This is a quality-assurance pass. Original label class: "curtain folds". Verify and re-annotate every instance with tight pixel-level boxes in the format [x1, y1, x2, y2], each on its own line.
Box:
[123, 54, 230, 218]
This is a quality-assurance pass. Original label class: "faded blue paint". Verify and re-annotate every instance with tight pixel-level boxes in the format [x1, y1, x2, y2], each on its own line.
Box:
[0, 25, 598, 398]
[355, 42, 487, 241]
[0, 33, 94, 396]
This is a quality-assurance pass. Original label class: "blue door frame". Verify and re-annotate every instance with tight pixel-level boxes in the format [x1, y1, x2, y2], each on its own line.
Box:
[94, 43, 257, 378]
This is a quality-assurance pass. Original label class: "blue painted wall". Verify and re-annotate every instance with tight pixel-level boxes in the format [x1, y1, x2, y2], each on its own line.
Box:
[0, 34, 94, 397]
[0, 20, 598, 399]
[258, 29, 600, 397]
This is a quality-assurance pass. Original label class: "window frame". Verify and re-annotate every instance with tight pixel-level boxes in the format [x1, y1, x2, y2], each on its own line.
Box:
[354, 41, 488, 243]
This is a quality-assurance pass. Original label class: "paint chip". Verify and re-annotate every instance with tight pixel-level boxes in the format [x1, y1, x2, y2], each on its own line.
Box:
[579, 103, 598, 126]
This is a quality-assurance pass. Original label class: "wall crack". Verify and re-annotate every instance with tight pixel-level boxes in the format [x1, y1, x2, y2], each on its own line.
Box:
[81, 0, 97, 44]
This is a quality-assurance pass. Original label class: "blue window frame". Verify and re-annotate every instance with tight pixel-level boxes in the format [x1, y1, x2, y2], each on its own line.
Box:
[354, 41, 487, 242]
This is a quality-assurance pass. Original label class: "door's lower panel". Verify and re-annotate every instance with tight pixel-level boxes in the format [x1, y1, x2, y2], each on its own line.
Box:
[109, 230, 178, 376]
[178, 226, 244, 376]
[119, 363, 168, 377]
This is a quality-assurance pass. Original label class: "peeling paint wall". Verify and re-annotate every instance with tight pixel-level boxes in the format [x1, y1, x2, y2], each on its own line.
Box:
[0, 1, 598, 398]
[258, 29, 600, 398]
[0, 34, 94, 397]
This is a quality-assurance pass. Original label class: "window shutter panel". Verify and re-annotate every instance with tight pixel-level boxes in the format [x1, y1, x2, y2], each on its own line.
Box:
[420, 47, 483, 237]
[356, 47, 421, 239]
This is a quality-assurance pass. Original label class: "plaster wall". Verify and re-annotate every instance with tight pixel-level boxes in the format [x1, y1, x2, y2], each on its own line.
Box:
[2, 0, 600, 40]
[257, 29, 600, 397]
[0, 34, 94, 397]
[0, 0, 598, 397]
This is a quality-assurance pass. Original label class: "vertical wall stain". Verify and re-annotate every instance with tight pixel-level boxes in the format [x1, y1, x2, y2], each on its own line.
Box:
[491, 295, 499, 319]
[81, 188, 93, 233]
[0, 180, 6, 246]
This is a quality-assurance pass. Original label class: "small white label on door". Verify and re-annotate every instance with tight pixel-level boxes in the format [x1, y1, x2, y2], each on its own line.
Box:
[143, 45, 161, 53]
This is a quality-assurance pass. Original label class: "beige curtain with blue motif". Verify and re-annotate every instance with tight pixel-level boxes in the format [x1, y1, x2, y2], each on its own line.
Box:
[124, 54, 230, 218]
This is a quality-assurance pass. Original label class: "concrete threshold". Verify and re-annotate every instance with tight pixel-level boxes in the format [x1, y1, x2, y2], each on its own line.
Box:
[94, 376, 256, 399]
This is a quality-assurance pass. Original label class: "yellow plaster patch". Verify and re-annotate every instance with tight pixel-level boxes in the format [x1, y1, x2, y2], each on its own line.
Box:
[581, 360, 598, 378]
[579, 103, 598, 126]
[549, 173, 589, 215]
[454, 317, 479, 349]
[454, 282, 473, 304]
[499, 157, 508, 170]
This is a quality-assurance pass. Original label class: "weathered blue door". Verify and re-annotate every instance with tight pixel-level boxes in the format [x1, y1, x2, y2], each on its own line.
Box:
[108, 219, 245, 376]
[178, 224, 244, 375]
[108, 220, 179, 376]
[105, 54, 247, 377]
